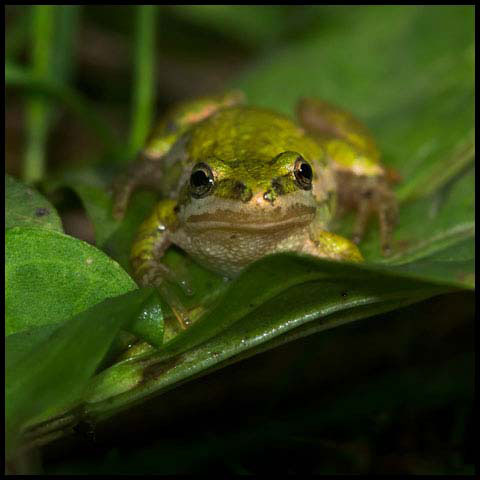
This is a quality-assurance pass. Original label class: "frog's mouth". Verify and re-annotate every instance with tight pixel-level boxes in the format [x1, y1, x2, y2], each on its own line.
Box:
[185, 206, 315, 233]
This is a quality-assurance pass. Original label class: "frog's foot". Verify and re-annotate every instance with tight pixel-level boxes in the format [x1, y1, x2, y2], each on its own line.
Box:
[136, 260, 194, 297]
[136, 260, 193, 329]
[131, 199, 194, 330]
[111, 174, 136, 220]
[350, 177, 398, 255]
[158, 283, 191, 330]
[306, 230, 364, 263]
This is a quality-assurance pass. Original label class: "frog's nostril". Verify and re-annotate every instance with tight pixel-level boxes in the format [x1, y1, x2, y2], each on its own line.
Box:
[263, 190, 275, 204]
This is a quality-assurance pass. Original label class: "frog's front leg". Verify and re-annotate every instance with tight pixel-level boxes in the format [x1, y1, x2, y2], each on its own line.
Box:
[131, 199, 191, 329]
[305, 227, 364, 263]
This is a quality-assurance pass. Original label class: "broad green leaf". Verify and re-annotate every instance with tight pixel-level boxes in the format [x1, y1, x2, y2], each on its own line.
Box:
[158, 250, 471, 363]
[6, 324, 61, 368]
[5, 227, 137, 335]
[5, 175, 63, 232]
[5, 288, 157, 456]
[19, 251, 467, 446]
[82, 253, 448, 420]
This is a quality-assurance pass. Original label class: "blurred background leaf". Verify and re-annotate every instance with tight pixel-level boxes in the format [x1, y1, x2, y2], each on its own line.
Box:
[6, 174, 63, 232]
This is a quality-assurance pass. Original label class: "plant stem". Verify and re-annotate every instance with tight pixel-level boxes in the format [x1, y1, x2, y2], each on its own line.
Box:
[128, 6, 158, 158]
[52, 6, 81, 83]
[23, 6, 55, 184]
[6, 63, 119, 151]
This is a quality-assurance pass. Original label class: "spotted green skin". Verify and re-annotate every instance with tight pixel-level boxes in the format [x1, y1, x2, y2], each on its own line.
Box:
[113, 92, 398, 298]
[175, 107, 330, 208]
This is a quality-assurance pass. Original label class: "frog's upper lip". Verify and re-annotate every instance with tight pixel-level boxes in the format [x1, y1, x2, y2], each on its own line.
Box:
[185, 207, 315, 232]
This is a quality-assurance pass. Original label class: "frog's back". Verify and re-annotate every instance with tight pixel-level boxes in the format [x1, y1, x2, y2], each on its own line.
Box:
[296, 98, 384, 177]
[186, 106, 325, 169]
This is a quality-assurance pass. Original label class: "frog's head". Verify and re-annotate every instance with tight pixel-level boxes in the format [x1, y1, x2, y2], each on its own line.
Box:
[176, 107, 333, 233]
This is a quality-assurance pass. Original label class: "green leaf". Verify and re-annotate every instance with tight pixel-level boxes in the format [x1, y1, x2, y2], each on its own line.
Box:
[142, 253, 464, 361]
[5, 175, 63, 232]
[83, 253, 449, 421]
[5, 288, 157, 456]
[6, 324, 61, 367]
[5, 227, 137, 335]
[127, 291, 164, 347]
[387, 236, 475, 290]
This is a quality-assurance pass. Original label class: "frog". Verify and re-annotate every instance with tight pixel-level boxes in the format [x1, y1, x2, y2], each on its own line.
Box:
[112, 91, 398, 327]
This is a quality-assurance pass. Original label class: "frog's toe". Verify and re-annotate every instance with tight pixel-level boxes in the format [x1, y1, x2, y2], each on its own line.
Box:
[111, 177, 134, 220]
[157, 283, 191, 330]
[350, 181, 397, 255]
[136, 259, 195, 297]
[112, 197, 128, 221]
[352, 198, 371, 245]
[378, 201, 398, 256]
[136, 263, 192, 330]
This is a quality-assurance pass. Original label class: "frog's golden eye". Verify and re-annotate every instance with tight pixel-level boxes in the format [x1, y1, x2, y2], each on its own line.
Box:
[294, 156, 313, 190]
[190, 162, 215, 198]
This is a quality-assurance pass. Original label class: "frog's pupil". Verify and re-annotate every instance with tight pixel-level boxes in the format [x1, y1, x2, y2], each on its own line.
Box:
[190, 164, 214, 198]
[191, 170, 210, 188]
[294, 157, 313, 190]
[299, 163, 312, 181]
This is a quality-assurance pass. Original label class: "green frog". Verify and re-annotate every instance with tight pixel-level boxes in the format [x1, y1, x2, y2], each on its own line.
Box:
[112, 91, 397, 326]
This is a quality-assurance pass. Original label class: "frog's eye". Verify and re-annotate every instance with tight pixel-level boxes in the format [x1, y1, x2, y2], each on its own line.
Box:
[190, 163, 215, 198]
[294, 156, 313, 190]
